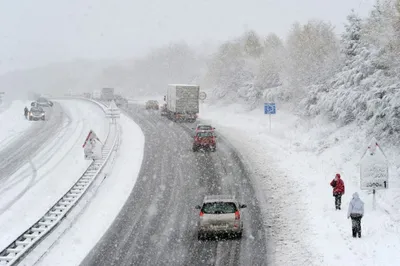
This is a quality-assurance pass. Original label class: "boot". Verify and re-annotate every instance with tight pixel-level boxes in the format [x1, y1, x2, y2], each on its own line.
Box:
[358, 231, 361, 238]
[352, 228, 357, 238]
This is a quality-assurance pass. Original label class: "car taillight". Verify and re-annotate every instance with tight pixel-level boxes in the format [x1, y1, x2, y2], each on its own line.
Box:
[235, 211, 240, 220]
[200, 211, 204, 217]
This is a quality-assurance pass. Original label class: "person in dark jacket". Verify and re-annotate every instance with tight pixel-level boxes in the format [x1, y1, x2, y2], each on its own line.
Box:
[330, 173, 345, 210]
[347, 192, 364, 238]
[24, 106, 29, 118]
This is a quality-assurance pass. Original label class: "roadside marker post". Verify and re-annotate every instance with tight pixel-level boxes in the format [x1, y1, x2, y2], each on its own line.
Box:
[360, 137, 389, 210]
[264, 103, 276, 132]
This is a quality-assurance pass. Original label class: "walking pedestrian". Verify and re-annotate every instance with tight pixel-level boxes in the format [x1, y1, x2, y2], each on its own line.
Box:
[347, 192, 364, 238]
[330, 173, 345, 210]
[24, 106, 28, 119]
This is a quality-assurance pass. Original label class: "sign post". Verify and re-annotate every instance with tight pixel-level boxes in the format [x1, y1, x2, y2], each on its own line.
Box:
[106, 100, 120, 124]
[360, 137, 389, 210]
[264, 103, 276, 132]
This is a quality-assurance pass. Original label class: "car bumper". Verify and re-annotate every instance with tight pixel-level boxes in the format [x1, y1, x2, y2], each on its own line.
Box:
[30, 115, 44, 120]
[198, 224, 242, 234]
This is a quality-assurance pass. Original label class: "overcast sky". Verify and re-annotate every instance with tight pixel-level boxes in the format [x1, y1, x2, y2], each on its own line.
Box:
[0, 0, 374, 74]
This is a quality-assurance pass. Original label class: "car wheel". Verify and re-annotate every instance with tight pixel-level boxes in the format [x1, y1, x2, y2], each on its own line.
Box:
[192, 146, 198, 152]
[235, 231, 242, 239]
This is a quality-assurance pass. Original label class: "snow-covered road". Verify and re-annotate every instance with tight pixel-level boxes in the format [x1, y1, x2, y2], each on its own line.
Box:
[0, 101, 33, 152]
[23, 108, 145, 266]
[0, 99, 108, 252]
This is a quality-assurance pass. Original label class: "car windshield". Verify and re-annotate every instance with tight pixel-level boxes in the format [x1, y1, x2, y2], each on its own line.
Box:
[37, 98, 47, 102]
[198, 125, 212, 130]
[202, 202, 237, 214]
[31, 107, 43, 112]
[197, 132, 214, 138]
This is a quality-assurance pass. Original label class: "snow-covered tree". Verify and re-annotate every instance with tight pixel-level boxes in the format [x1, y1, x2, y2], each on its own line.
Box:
[286, 20, 340, 96]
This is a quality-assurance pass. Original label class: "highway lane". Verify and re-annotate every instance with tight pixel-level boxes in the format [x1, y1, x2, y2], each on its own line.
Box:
[81, 104, 268, 266]
[0, 104, 64, 183]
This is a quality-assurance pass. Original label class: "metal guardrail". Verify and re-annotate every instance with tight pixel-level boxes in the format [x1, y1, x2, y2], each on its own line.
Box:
[0, 98, 120, 266]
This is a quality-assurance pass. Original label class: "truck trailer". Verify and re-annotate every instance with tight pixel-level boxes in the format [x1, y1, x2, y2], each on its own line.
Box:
[165, 84, 199, 122]
[101, 87, 115, 102]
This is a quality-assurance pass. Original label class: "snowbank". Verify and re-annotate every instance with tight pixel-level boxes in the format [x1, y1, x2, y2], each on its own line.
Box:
[199, 103, 400, 266]
[0, 100, 32, 150]
[24, 113, 145, 266]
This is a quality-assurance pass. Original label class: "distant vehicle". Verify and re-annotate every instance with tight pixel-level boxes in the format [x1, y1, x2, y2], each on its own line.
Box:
[192, 130, 216, 152]
[165, 84, 199, 122]
[194, 124, 215, 134]
[31, 101, 38, 107]
[101, 88, 114, 101]
[114, 94, 128, 107]
[28, 106, 45, 121]
[160, 103, 167, 116]
[195, 195, 247, 240]
[36, 97, 53, 107]
[145, 100, 159, 110]
[83, 93, 91, 98]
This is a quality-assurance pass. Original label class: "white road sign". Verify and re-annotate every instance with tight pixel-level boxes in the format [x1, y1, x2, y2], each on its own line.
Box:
[360, 137, 389, 190]
[199, 92, 207, 100]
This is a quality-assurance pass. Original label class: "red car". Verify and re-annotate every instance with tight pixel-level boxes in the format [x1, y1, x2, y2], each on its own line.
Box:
[193, 131, 216, 152]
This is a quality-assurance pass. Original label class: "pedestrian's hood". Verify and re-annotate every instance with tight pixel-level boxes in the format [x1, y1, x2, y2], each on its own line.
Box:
[352, 192, 359, 199]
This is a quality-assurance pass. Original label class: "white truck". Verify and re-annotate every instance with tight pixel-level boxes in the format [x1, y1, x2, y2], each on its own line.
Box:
[165, 84, 200, 122]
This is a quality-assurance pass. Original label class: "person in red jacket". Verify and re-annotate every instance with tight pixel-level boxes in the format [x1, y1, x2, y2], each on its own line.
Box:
[330, 173, 345, 210]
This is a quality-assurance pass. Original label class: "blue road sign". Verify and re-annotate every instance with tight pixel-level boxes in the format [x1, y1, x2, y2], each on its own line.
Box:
[264, 103, 276, 114]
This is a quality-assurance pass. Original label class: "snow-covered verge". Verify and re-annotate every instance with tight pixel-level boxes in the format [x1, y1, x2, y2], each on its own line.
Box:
[22, 112, 145, 266]
[0, 100, 108, 251]
[0, 100, 32, 150]
[199, 103, 400, 266]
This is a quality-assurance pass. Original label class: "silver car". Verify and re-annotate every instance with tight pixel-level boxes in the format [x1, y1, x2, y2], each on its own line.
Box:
[195, 195, 247, 240]
[28, 106, 45, 121]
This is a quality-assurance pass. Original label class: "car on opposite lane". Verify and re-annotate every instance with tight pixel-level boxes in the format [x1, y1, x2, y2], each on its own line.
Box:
[28, 106, 46, 121]
[36, 97, 53, 107]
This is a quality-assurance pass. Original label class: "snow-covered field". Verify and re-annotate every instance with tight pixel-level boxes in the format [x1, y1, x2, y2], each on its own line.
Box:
[0, 100, 32, 150]
[199, 103, 400, 266]
[0, 100, 108, 251]
[22, 112, 144, 266]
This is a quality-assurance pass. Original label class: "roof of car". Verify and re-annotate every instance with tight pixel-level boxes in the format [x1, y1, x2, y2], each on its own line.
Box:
[203, 195, 237, 203]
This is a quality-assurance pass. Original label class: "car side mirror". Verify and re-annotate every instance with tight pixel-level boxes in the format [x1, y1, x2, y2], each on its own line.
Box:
[195, 205, 201, 209]
[239, 204, 247, 209]
[213, 127, 216, 129]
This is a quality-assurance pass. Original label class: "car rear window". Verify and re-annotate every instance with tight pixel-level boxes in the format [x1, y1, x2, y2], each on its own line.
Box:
[197, 132, 214, 137]
[198, 126, 212, 130]
[202, 202, 237, 214]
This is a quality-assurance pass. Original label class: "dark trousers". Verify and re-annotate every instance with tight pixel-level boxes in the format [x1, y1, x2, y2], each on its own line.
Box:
[334, 194, 342, 209]
[350, 214, 362, 237]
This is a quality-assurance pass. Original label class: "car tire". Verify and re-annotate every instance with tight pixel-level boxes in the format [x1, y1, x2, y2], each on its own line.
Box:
[192, 146, 198, 152]
[235, 231, 242, 239]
